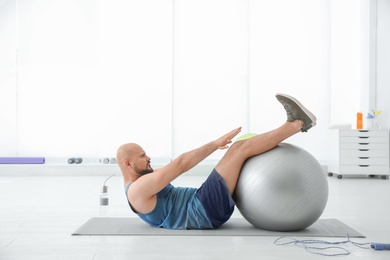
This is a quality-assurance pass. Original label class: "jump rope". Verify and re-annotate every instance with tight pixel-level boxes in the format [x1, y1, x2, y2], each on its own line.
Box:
[274, 235, 390, 257]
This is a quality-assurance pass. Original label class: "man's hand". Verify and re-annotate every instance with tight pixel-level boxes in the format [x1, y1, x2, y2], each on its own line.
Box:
[214, 127, 242, 150]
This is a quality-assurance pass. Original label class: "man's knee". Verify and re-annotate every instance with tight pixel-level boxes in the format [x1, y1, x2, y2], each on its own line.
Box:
[220, 141, 248, 164]
[217, 141, 248, 173]
[229, 140, 247, 155]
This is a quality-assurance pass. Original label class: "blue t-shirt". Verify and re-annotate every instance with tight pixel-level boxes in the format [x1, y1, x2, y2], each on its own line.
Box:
[125, 183, 213, 230]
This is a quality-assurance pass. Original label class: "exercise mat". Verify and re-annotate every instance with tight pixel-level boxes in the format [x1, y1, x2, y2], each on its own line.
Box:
[0, 157, 45, 164]
[72, 218, 365, 237]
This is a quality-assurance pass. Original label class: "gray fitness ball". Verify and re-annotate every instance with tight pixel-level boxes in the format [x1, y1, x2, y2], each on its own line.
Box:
[235, 143, 329, 231]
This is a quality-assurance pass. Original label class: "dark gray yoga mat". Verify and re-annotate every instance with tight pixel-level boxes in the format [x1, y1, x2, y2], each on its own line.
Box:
[72, 218, 365, 237]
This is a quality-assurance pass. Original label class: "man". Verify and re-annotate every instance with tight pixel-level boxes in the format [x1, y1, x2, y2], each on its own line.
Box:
[116, 93, 316, 229]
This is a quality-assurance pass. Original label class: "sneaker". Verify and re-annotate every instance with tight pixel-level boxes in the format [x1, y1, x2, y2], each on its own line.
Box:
[275, 93, 317, 132]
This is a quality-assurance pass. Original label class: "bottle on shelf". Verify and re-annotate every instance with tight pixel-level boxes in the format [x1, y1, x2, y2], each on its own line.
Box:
[356, 112, 363, 130]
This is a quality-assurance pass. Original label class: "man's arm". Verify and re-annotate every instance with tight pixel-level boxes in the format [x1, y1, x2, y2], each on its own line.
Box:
[128, 127, 241, 213]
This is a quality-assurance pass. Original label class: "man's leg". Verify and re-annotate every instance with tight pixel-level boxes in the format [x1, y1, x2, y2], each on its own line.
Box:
[215, 94, 316, 195]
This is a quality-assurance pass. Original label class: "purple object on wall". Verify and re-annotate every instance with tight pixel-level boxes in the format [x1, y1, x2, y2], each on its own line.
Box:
[0, 157, 45, 164]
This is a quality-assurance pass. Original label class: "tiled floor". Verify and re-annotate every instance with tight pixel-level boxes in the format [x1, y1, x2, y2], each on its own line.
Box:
[0, 174, 390, 260]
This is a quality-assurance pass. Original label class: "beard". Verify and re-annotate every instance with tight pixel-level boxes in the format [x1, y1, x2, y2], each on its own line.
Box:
[138, 167, 154, 176]
[138, 166, 154, 176]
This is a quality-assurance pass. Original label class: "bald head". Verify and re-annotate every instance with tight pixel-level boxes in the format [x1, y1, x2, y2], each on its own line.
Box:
[116, 143, 139, 171]
[117, 143, 140, 162]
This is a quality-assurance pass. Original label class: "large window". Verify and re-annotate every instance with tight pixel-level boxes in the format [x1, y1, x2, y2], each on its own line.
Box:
[16, 0, 173, 158]
[0, 0, 371, 163]
[173, 0, 248, 159]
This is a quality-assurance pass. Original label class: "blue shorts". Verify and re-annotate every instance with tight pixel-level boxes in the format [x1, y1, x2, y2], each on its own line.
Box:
[196, 169, 236, 228]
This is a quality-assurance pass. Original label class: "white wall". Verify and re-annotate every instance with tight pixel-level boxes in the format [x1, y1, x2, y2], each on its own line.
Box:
[0, 0, 386, 172]
[376, 0, 390, 130]
[249, 0, 331, 161]
[172, 0, 248, 160]
[3, 0, 174, 160]
[0, 0, 17, 155]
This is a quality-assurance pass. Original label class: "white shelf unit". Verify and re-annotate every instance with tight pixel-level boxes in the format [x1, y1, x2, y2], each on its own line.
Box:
[330, 130, 390, 180]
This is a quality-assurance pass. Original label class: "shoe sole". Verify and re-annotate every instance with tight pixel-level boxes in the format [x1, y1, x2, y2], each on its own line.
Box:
[275, 93, 317, 130]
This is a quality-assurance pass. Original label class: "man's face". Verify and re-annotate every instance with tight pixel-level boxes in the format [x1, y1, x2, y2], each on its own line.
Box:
[131, 147, 153, 176]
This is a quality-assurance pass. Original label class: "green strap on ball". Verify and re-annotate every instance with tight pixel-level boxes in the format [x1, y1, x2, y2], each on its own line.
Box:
[235, 133, 257, 142]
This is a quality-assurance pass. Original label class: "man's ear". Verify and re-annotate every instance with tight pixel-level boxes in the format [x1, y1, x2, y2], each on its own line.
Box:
[126, 160, 133, 169]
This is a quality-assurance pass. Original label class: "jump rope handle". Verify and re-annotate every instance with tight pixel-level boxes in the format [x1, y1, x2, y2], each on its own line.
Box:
[371, 243, 390, 250]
